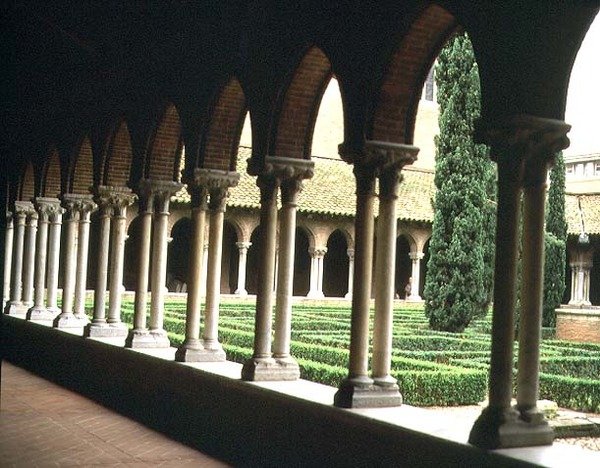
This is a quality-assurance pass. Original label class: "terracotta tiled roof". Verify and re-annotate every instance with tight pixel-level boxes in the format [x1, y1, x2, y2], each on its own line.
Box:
[172, 146, 435, 222]
[566, 193, 600, 235]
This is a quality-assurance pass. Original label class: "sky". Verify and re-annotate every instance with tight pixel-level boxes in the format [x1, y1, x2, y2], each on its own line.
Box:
[565, 13, 600, 157]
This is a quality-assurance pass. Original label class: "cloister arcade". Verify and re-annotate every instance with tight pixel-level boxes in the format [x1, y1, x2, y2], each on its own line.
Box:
[2, 1, 599, 460]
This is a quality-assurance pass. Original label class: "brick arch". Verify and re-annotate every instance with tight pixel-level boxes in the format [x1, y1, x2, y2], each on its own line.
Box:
[369, 4, 458, 143]
[70, 137, 94, 194]
[271, 46, 333, 160]
[201, 78, 247, 172]
[43, 149, 62, 198]
[19, 162, 35, 201]
[147, 103, 183, 181]
[104, 119, 133, 187]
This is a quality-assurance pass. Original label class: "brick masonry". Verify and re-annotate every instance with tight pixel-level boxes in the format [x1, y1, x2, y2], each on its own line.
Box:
[556, 308, 600, 343]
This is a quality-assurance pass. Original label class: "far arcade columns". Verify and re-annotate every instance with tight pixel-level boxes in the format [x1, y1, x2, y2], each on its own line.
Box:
[242, 156, 314, 381]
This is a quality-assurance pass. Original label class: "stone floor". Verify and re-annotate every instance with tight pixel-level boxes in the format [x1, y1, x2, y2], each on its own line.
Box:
[0, 362, 230, 467]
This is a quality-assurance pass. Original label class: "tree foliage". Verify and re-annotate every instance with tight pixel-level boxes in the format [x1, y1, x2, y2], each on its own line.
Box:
[423, 33, 496, 333]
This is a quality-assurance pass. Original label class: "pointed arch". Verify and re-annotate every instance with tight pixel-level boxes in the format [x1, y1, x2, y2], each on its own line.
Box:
[19, 162, 35, 201]
[201, 77, 247, 172]
[369, 5, 458, 143]
[271, 46, 333, 160]
[147, 103, 183, 181]
[43, 149, 62, 198]
[104, 119, 134, 187]
[70, 136, 94, 194]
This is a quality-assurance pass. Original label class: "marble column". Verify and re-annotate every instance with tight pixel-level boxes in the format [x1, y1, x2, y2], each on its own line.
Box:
[85, 191, 113, 335]
[54, 195, 83, 328]
[234, 241, 251, 296]
[469, 115, 570, 449]
[5, 203, 29, 314]
[200, 242, 209, 297]
[126, 184, 154, 348]
[408, 252, 424, 301]
[334, 160, 377, 407]
[21, 205, 38, 308]
[73, 197, 96, 323]
[3, 212, 13, 306]
[344, 248, 354, 300]
[371, 143, 417, 406]
[272, 159, 314, 380]
[106, 190, 136, 334]
[202, 171, 240, 360]
[176, 184, 209, 361]
[307, 247, 326, 298]
[45, 207, 63, 315]
[27, 198, 61, 320]
[242, 172, 280, 380]
[568, 249, 593, 306]
[148, 180, 182, 347]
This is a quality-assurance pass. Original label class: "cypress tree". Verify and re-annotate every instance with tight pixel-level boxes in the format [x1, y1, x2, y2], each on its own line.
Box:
[542, 153, 567, 327]
[423, 33, 496, 333]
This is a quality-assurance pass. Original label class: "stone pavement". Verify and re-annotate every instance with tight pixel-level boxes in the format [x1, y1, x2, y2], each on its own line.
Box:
[0, 361, 229, 467]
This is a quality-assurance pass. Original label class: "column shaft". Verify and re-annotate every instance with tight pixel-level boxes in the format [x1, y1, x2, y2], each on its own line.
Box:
[92, 205, 111, 325]
[8, 212, 26, 307]
[149, 196, 170, 334]
[54, 202, 79, 326]
[21, 211, 37, 307]
[107, 205, 130, 325]
[46, 211, 62, 313]
[3, 214, 13, 305]
[27, 204, 50, 319]
[235, 242, 250, 296]
[133, 208, 152, 330]
[74, 207, 94, 321]
[345, 249, 354, 299]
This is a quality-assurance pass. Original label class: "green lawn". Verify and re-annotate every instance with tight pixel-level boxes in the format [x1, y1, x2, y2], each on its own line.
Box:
[94, 298, 600, 410]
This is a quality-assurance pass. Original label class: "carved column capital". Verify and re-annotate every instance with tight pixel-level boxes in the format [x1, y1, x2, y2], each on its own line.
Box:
[309, 246, 328, 259]
[365, 141, 419, 199]
[193, 168, 240, 213]
[34, 197, 63, 222]
[15, 201, 37, 221]
[346, 248, 355, 261]
[188, 186, 209, 210]
[409, 251, 425, 261]
[477, 115, 570, 187]
[96, 186, 137, 218]
[138, 179, 183, 214]
[256, 174, 280, 204]
[236, 241, 252, 253]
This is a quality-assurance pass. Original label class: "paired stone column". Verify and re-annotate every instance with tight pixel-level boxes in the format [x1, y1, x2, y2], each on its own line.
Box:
[234, 241, 251, 296]
[27, 198, 62, 320]
[73, 197, 96, 323]
[5, 203, 28, 314]
[125, 186, 154, 347]
[21, 205, 38, 309]
[86, 187, 136, 337]
[469, 115, 570, 449]
[568, 245, 594, 306]
[126, 179, 182, 347]
[242, 156, 314, 381]
[54, 195, 83, 328]
[307, 247, 326, 298]
[371, 143, 418, 405]
[335, 141, 417, 408]
[344, 248, 354, 299]
[45, 206, 63, 315]
[408, 252, 424, 301]
[176, 184, 209, 361]
[3, 212, 13, 306]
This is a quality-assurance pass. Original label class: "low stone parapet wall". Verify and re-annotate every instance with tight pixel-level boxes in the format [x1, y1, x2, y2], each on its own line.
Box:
[556, 306, 600, 343]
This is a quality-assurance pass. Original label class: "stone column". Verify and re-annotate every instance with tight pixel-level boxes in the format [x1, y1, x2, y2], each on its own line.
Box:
[242, 172, 279, 380]
[27, 198, 61, 320]
[408, 252, 424, 301]
[73, 197, 96, 323]
[307, 247, 326, 298]
[45, 207, 63, 315]
[21, 205, 38, 308]
[5, 203, 28, 314]
[125, 184, 154, 348]
[272, 158, 314, 380]
[200, 242, 209, 297]
[334, 160, 378, 407]
[148, 180, 182, 347]
[371, 143, 418, 406]
[175, 184, 209, 362]
[234, 241, 251, 296]
[85, 191, 113, 335]
[54, 196, 82, 328]
[568, 247, 593, 306]
[106, 190, 136, 334]
[469, 115, 570, 449]
[344, 248, 354, 299]
[3, 212, 13, 306]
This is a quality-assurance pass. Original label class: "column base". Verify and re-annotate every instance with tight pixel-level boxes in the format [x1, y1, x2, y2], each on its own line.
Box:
[4, 302, 26, 316]
[334, 376, 402, 408]
[26, 306, 56, 321]
[84, 322, 128, 338]
[73, 312, 90, 324]
[469, 405, 554, 449]
[53, 313, 88, 329]
[241, 356, 300, 381]
[234, 289, 248, 297]
[124, 329, 170, 348]
[407, 294, 423, 302]
[306, 291, 325, 299]
[175, 345, 226, 362]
